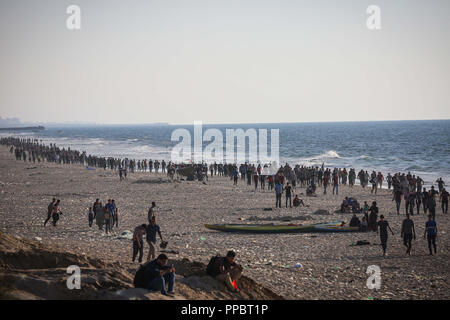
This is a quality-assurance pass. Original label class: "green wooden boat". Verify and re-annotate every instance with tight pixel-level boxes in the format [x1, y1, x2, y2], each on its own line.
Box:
[204, 221, 357, 234]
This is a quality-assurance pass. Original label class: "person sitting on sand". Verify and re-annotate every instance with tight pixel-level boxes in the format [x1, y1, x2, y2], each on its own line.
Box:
[351, 198, 361, 213]
[361, 216, 368, 232]
[349, 214, 361, 228]
[293, 195, 305, 207]
[306, 185, 316, 197]
[368, 201, 379, 232]
[144, 254, 175, 295]
[340, 197, 350, 213]
[207, 251, 243, 292]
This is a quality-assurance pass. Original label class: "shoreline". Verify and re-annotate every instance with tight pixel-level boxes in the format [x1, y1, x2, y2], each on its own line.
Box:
[0, 145, 449, 299]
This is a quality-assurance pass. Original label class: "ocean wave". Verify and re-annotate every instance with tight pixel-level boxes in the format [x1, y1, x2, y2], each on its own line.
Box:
[301, 150, 341, 162]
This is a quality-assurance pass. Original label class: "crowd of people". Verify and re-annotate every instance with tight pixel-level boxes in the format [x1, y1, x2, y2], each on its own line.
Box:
[2, 137, 447, 295]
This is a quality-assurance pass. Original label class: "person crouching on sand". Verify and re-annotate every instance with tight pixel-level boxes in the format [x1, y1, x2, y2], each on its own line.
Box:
[207, 251, 243, 292]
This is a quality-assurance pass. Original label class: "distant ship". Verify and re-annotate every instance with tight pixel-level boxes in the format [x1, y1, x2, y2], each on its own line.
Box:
[0, 125, 45, 132]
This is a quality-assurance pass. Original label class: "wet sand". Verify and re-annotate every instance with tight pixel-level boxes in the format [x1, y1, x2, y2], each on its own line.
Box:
[0, 146, 448, 299]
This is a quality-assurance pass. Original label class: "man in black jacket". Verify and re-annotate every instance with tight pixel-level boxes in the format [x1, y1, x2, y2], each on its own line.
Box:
[144, 254, 175, 295]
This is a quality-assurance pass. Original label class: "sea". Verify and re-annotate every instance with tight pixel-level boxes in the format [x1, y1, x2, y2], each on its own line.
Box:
[2, 120, 449, 187]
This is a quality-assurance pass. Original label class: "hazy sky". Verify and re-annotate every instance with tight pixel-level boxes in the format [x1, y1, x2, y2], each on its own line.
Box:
[0, 0, 449, 124]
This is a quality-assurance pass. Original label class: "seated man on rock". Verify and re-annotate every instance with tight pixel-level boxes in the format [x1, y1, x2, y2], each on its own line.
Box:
[206, 250, 243, 292]
[144, 253, 175, 295]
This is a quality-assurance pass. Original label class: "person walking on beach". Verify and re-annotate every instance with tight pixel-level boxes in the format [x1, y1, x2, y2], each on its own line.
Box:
[44, 198, 56, 226]
[95, 201, 105, 231]
[401, 213, 416, 256]
[112, 200, 118, 228]
[132, 224, 147, 263]
[275, 182, 283, 208]
[88, 207, 94, 227]
[377, 215, 394, 256]
[51, 200, 62, 226]
[440, 188, 449, 214]
[393, 188, 402, 215]
[148, 202, 156, 222]
[146, 216, 163, 262]
[424, 215, 438, 255]
[436, 178, 445, 195]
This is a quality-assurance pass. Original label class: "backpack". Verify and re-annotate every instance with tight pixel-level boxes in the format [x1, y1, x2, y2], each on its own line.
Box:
[133, 263, 149, 288]
[206, 255, 222, 277]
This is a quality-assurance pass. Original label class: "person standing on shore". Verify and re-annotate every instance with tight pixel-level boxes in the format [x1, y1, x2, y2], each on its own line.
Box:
[104, 205, 112, 234]
[424, 215, 438, 255]
[95, 201, 105, 231]
[377, 215, 394, 256]
[275, 182, 283, 208]
[44, 198, 56, 226]
[284, 182, 293, 208]
[368, 201, 379, 232]
[132, 224, 147, 263]
[401, 213, 416, 256]
[146, 216, 163, 262]
[332, 171, 339, 195]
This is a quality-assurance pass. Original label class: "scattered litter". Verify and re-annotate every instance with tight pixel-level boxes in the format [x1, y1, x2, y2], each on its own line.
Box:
[116, 230, 133, 240]
[292, 263, 303, 269]
[313, 209, 330, 215]
[34, 237, 42, 241]
[200, 237, 206, 241]
[263, 208, 273, 211]
[86, 166, 95, 170]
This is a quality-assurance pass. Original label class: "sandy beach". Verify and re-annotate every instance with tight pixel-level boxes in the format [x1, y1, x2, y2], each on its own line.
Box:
[0, 145, 449, 300]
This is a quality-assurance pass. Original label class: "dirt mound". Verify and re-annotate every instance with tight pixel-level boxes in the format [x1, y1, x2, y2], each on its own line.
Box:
[0, 232, 283, 300]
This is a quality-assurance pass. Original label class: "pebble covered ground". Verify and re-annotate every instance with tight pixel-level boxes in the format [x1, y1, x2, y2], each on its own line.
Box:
[0, 146, 448, 299]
